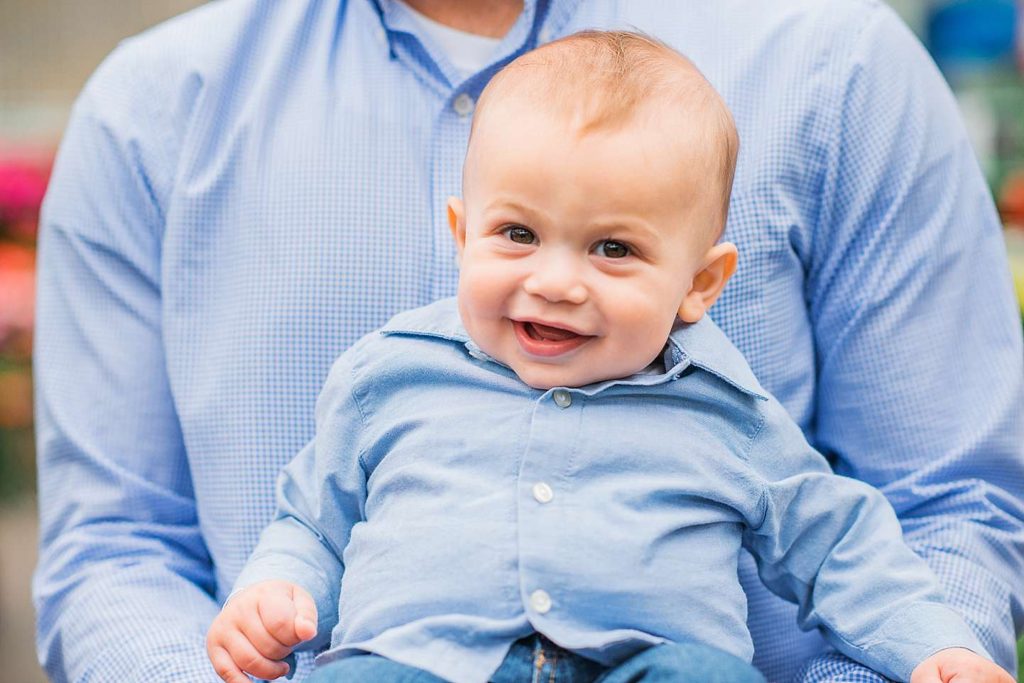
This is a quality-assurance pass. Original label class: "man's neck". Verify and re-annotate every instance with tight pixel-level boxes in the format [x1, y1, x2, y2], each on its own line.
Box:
[401, 0, 524, 38]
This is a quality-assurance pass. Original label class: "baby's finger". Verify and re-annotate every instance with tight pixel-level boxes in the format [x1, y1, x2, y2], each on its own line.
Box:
[258, 589, 304, 646]
[909, 660, 941, 683]
[208, 645, 251, 683]
[238, 615, 293, 661]
[222, 629, 290, 680]
[290, 584, 319, 642]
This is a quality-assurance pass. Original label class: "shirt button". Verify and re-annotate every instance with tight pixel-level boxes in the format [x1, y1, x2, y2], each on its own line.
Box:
[453, 93, 475, 117]
[539, 27, 553, 43]
[529, 589, 552, 614]
[375, 26, 387, 45]
[552, 389, 572, 408]
[532, 481, 554, 504]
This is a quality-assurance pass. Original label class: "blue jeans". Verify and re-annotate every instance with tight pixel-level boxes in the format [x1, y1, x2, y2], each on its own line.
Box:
[306, 633, 767, 682]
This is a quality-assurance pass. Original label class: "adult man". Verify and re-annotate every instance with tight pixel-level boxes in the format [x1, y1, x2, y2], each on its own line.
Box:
[34, 1, 1024, 681]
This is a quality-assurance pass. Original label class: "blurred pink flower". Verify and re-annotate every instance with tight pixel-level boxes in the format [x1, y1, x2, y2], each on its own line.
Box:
[0, 161, 49, 239]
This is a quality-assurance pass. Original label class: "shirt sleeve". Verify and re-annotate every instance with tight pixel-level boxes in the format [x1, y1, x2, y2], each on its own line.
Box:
[33, 43, 222, 682]
[803, 2, 1024, 675]
[232, 352, 369, 653]
[742, 397, 989, 683]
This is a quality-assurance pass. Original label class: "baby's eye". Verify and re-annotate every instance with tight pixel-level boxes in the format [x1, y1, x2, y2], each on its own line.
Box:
[503, 225, 536, 245]
[595, 240, 630, 259]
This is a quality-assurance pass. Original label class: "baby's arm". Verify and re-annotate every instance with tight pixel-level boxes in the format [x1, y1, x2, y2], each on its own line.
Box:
[912, 649, 1014, 683]
[207, 580, 319, 683]
[741, 396, 1007, 682]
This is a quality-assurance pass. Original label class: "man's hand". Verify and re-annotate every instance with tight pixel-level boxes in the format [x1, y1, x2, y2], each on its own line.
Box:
[206, 580, 318, 683]
[910, 648, 1015, 683]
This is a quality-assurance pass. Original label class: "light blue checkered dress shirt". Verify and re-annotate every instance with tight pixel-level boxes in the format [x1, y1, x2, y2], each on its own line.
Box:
[34, 1, 1024, 682]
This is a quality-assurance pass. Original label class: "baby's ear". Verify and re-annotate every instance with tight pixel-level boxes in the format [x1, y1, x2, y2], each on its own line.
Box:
[447, 197, 467, 257]
[677, 242, 738, 323]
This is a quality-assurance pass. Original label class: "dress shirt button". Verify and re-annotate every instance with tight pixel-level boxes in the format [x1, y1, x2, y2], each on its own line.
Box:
[375, 26, 387, 45]
[552, 389, 572, 408]
[529, 589, 552, 614]
[539, 27, 554, 43]
[453, 93, 475, 117]
[532, 481, 554, 504]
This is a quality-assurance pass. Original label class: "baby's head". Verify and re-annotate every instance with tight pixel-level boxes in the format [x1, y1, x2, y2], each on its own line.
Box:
[448, 30, 739, 390]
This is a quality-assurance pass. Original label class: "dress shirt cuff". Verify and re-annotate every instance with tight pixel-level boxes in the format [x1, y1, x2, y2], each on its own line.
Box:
[842, 602, 989, 682]
[796, 651, 889, 683]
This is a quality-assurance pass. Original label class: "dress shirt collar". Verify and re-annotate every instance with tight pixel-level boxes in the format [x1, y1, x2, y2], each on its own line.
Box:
[364, 0, 554, 75]
[380, 298, 769, 400]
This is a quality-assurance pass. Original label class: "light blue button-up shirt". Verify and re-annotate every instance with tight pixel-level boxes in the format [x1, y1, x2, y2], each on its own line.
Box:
[34, 0, 1024, 681]
[236, 298, 987, 683]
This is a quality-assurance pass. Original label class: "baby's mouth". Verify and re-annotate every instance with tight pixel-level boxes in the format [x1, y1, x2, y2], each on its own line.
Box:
[523, 321, 581, 342]
[513, 320, 593, 357]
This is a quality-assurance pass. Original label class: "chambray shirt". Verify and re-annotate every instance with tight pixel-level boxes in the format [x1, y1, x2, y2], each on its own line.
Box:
[235, 298, 987, 683]
[34, 0, 1024, 682]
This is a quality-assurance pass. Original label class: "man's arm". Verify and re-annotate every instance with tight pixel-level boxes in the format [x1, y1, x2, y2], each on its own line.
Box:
[799, 4, 1024, 680]
[743, 397, 993, 683]
[230, 350, 372, 654]
[33, 42, 223, 682]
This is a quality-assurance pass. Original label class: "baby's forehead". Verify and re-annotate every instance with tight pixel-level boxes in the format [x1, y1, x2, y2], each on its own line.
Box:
[472, 37, 717, 141]
[469, 80, 725, 181]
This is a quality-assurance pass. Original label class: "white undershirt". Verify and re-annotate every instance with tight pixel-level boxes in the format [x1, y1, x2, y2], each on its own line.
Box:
[398, 1, 504, 78]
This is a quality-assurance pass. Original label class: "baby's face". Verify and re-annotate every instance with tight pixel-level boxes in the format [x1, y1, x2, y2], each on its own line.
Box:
[450, 100, 724, 390]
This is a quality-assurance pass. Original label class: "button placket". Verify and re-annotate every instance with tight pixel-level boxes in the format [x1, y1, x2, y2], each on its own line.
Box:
[517, 389, 580, 623]
[452, 93, 475, 117]
[429, 87, 472, 300]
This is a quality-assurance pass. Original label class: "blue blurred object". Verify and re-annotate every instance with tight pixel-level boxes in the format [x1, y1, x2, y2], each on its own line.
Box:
[927, 0, 1018, 73]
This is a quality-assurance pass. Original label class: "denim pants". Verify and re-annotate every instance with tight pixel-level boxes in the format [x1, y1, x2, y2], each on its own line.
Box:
[306, 633, 767, 683]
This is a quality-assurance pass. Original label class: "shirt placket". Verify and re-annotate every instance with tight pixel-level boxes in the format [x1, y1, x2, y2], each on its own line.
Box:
[516, 387, 583, 632]
[428, 90, 474, 301]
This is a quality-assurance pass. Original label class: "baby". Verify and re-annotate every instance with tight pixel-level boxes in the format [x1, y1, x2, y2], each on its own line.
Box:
[207, 31, 1013, 683]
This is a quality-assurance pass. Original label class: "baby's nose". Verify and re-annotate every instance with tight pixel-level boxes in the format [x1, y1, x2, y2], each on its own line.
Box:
[522, 256, 588, 305]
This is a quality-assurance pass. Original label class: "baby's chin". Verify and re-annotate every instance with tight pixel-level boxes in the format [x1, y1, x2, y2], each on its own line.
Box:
[511, 362, 643, 391]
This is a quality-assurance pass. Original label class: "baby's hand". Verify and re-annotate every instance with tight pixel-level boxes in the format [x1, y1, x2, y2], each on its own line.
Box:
[910, 648, 1014, 683]
[206, 580, 318, 683]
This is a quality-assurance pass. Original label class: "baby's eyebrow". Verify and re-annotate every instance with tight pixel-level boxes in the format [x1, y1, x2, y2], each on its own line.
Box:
[482, 198, 548, 223]
[585, 218, 661, 242]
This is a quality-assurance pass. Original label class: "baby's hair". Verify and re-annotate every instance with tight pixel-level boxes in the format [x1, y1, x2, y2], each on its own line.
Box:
[469, 30, 739, 242]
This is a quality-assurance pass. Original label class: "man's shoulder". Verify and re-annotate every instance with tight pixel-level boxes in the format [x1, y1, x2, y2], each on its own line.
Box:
[91, 0, 260, 88]
[630, 0, 891, 44]
[673, 0, 889, 29]
[79, 0, 335, 122]
[112, 0, 339, 67]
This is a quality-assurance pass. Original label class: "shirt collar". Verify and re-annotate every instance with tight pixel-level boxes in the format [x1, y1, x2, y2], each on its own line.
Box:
[368, 0, 543, 30]
[366, 0, 551, 66]
[380, 298, 768, 401]
[664, 318, 768, 401]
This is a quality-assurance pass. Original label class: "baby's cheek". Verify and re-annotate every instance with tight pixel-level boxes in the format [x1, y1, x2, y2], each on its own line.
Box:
[460, 261, 513, 308]
[614, 303, 675, 371]
[458, 272, 493, 316]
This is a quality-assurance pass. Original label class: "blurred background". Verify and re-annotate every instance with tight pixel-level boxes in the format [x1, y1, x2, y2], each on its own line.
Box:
[1, 2, 1022, 681]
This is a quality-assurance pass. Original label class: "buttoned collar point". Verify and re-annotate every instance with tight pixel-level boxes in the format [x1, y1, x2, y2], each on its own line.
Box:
[665, 319, 769, 402]
[379, 298, 769, 401]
